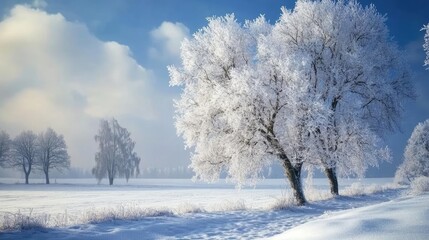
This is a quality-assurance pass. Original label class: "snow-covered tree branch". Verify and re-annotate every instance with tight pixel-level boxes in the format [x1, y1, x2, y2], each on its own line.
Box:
[422, 23, 429, 69]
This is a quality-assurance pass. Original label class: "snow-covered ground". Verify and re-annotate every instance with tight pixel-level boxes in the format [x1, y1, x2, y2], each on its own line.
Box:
[271, 193, 429, 240]
[0, 178, 424, 239]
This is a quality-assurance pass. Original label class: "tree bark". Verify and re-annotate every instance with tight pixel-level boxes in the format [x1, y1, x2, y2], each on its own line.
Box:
[25, 172, 29, 184]
[109, 177, 114, 185]
[23, 164, 30, 184]
[45, 170, 50, 184]
[265, 130, 306, 205]
[324, 166, 339, 195]
[281, 156, 306, 205]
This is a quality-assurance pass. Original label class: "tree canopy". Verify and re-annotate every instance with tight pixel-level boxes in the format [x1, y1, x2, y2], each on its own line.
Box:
[170, 0, 413, 204]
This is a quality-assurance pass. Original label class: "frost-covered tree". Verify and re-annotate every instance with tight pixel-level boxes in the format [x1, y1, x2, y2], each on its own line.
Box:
[93, 118, 140, 185]
[9, 131, 38, 184]
[170, 1, 413, 203]
[0, 131, 11, 168]
[170, 14, 322, 205]
[395, 119, 429, 184]
[273, 0, 412, 195]
[36, 128, 70, 184]
[422, 23, 429, 69]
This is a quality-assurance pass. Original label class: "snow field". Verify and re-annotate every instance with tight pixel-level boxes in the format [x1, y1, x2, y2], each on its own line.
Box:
[0, 178, 410, 239]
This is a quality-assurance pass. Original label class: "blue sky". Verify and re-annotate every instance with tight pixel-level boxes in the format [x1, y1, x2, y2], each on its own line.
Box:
[0, 0, 428, 177]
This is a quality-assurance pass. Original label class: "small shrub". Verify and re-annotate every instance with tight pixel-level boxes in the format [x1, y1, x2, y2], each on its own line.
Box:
[208, 200, 247, 212]
[304, 187, 332, 202]
[410, 176, 429, 195]
[268, 193, 296, 210]
[174, 203, 204, 215]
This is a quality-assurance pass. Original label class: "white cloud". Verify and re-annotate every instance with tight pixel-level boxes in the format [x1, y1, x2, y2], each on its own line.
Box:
[0, 5, 157, 168]
[32, 0, 48, 9]
[149, 21, 190, 63]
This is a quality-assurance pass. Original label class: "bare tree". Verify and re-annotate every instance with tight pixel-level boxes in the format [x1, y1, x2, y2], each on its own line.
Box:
[36, 128, 70, 184]
[9, 131, 38, 184]
[93, 118, 140, 185]
[0, 131, 12, 167]
[0, 131, 11, 167]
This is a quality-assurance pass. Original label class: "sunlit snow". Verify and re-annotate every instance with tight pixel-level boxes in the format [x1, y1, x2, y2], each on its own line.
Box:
[271, 193, 429, 240]
[1, 178, 416, 239]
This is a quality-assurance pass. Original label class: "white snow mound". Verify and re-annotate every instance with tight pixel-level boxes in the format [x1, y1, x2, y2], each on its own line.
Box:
[270, 193, 429, 240]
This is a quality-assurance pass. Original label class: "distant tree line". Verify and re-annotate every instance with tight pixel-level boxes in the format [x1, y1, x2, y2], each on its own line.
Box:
[0, 119, 142, 186]
[0, 128, 70, 184]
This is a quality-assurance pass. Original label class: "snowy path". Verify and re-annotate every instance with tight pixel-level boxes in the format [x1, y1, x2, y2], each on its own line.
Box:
[0, 178, 402, 240]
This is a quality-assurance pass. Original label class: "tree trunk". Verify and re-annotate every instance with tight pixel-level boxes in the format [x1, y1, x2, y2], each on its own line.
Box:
[281, 156, 306, 205]
[109, 177, 114, 185]
[266, 133, 306, 205]
[23, 162, 30, 184]
[25, 172, 29, 184]
[45, 170, 50, 184]
[324, 166, 339, 195]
